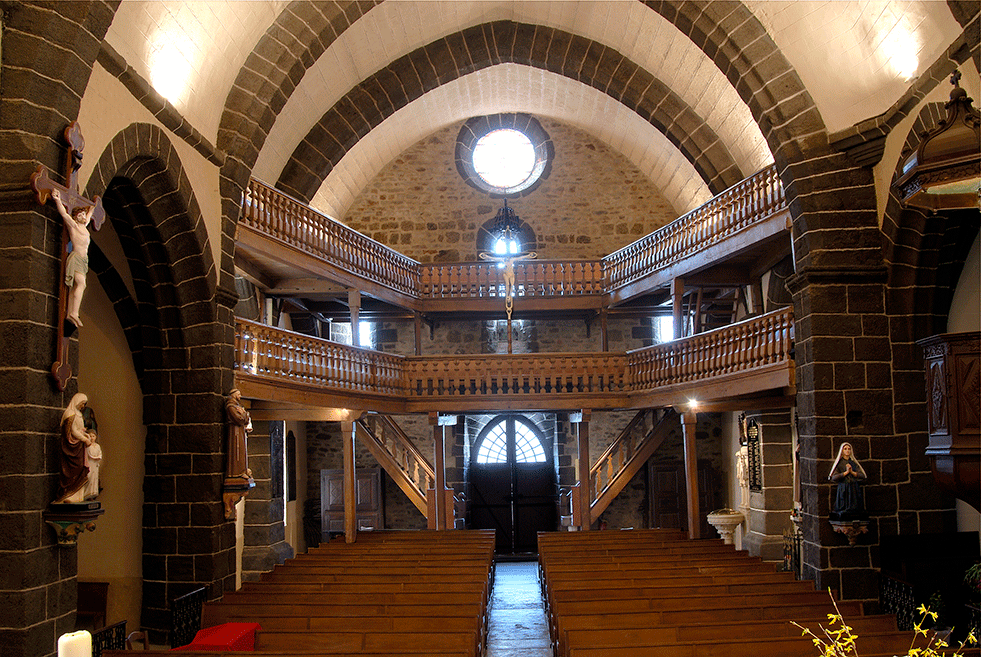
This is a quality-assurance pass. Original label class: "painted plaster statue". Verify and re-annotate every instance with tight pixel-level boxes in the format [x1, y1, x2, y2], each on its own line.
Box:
[225, 389, 253, 480]
[81, 403, 102, 499]
[828, 442, 868, 519]
[55, 393, 99, 503]
[51, 189, 95, 328]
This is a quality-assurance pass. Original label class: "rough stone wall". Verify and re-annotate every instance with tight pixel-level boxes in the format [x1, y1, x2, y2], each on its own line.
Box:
[241, 421, 293, 582]
[342, 118, 679, 263]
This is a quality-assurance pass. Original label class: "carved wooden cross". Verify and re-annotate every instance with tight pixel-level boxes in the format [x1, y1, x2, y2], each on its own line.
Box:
[30, 122, 106, 391]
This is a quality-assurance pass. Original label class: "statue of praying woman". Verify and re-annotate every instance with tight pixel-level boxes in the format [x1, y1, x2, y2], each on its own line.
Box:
[828, 442, 867, 520]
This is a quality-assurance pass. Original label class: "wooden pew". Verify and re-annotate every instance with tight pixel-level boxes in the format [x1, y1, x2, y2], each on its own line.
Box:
[254, 629, 478, 655]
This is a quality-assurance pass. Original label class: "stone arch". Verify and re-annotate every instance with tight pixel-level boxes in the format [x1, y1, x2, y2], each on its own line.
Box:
[84, 123, 235, 642]
[274, 21, 742, 203]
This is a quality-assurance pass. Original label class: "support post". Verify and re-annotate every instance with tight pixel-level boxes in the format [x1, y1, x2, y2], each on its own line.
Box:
[600, 309, 609, 352]
[341, 419, 357, 543]
[429, 414, 457, 530]
[572, 411, 591, 530]
[348, 289, 361, 348]
[672, 277, 685, 339]
[414, 312, 422, 355]
[681, 410, 700, 539]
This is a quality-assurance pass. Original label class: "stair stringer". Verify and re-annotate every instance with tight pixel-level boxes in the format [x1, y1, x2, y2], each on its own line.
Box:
[589, 409, 680, 523]
[356, 416, 433, 517]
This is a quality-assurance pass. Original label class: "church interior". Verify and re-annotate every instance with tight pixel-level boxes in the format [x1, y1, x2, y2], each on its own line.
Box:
[1, 1, 979, 655]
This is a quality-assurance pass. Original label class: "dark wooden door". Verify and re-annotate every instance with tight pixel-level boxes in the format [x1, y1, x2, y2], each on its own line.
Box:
[650, 460, 720, 537]
[469, 416, 556, 554]
[321, 467, 382, 539]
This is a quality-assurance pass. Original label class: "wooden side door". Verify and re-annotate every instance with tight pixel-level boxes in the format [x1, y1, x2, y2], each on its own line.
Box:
[320, 467, 382, 540]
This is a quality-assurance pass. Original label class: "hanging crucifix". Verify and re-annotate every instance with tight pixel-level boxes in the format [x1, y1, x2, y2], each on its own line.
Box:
[479, 201, 536, 354]
[30, 122, 106, 390]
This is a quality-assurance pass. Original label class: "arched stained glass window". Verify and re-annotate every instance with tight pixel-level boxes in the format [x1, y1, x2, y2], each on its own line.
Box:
[476, 417, 547, 464]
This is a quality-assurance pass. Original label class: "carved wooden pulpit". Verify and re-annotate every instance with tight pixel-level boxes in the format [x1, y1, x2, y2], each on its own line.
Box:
[918, 332, 980, 512]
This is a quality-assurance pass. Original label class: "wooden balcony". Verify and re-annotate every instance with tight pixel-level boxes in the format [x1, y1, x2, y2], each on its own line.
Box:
[233, 307, 794, 413]
[236, 165, 790, 317]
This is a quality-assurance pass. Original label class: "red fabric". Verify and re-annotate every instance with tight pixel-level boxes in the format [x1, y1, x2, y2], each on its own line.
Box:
[173, 623, 261, 651]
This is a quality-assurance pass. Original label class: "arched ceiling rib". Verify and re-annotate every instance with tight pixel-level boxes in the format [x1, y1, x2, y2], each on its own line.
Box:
[309, 64, 714, 220]
[274, 22, 744, 213]
[254, 2, 773, 216]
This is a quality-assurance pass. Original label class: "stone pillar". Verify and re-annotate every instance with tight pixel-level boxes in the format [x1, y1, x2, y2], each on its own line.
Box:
[741, 410, 795, 562]
[241, 421, 294, 583]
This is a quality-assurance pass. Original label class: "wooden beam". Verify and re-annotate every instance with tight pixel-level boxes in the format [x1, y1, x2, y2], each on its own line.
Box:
[341, 419, 357, 543]
[269, 278, 351, 298]
[680, 410, 699, 540]
[429, 413, 453, 530]
[672, 278, 685, 339]
[247, 403, 366, 422]
[234, 253, 275, 291]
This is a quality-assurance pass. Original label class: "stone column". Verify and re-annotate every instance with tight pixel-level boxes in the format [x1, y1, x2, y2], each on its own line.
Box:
[241, 420, 294, 583]
[741, 410, 795, 562]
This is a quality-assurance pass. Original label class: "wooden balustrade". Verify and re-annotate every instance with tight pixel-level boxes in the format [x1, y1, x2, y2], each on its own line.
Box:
[242, 166, 785, 306]
[589, 410, 655, 501]
[626, 306, 794, 391]
[361, 415, 434, 495]
[402, 353, 629, 399]
[234, 307, 792, 408]
[242, 179, 419, 296]
[603, 164, 784, 292]
[235, 319, 405, 395]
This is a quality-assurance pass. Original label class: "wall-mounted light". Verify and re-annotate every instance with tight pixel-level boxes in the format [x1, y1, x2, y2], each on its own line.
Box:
[894, 71, 980, 212]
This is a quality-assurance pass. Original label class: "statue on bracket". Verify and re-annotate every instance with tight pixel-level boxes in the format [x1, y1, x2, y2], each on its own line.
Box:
[45, 392, 105, 545]
[222, 388, 255, 520]
[828, 441, 869, 545]
[55, 393, 101, 504]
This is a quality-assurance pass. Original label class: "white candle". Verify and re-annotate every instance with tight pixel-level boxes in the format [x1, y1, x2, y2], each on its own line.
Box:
[57, 630, 91, 657]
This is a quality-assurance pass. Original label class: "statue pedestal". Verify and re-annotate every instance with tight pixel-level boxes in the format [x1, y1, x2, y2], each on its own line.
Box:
[223, 477, 254, 520]
[830, 518, 869, 545]
[44, 501, 104, 546]
[706, 508, 745, 545]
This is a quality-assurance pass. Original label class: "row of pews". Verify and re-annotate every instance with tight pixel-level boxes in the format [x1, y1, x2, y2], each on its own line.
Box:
[538, 529, 964, 657]
[106, 529, 495, 657]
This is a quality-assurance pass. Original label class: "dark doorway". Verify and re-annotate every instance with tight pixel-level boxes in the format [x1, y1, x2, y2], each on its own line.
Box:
[469, 416, 557, 554]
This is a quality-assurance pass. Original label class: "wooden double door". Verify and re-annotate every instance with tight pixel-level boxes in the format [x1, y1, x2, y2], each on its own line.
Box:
[468, 416, 557, 554]
[321, 467, 382, 540]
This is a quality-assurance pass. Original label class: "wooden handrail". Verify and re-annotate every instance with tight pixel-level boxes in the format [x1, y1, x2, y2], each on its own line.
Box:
[603, 164, 784, 292]
[626, 306, 794, 390]
[241, 165, 785, 304]
[589, 409, 656, 499]
[242, 179, 420, 296]
[233, 306, 793, 408]
[356, 416, 432, 515]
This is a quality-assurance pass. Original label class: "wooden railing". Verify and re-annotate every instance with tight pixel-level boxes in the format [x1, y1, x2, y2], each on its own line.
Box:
[242, 179, 419, 296]
[590, 409, 658, 500]
[241, 165, 786, 304]
[418, 261, 604, 300]
[235, 318, 404, 395]
[603, 164, 784, 293]
[402, 352, 628, 399]
[233, 306, 793, 408]
[626, 306, 794, 391]
[356, 415, 432, 514]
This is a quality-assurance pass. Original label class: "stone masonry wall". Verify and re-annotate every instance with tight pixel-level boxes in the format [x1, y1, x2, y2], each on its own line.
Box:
[342, 118, 679, 263]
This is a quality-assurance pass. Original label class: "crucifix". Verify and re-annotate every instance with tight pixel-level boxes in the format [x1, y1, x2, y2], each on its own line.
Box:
[479, 210, 536, 354]
[30, 122, 106, 391]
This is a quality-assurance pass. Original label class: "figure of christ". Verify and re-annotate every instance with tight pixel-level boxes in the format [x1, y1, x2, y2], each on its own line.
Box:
[51, 189, 95, 328]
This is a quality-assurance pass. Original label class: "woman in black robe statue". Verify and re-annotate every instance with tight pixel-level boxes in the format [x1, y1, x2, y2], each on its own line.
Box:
[828, 442, 868, 520]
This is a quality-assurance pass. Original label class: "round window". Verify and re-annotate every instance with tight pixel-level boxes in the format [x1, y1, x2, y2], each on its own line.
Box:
[456, 114, 553, 198]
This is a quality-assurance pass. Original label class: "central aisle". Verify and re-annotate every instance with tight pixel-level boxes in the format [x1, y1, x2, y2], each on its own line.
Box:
[485, 561, 552, 657]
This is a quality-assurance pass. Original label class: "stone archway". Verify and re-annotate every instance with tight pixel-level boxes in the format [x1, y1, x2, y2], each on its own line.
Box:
[85, 123, 236, 643]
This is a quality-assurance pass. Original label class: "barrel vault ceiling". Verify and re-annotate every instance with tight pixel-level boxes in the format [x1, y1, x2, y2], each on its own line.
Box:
[103, 1, 972, 221]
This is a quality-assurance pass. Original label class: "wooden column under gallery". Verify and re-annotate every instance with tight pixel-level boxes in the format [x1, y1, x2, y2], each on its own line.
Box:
[572, 411, 591, 530]
[918, 332, 980, 511]
[428, 413, 457, 530]
[341, 419, 357, 542]
[680, 410, 700, 539]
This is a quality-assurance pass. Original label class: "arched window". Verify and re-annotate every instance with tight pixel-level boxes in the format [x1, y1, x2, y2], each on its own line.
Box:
[476, 416, 547, 464]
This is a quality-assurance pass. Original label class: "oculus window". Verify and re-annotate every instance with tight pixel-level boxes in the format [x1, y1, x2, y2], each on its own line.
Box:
[456, 114, 553, 197]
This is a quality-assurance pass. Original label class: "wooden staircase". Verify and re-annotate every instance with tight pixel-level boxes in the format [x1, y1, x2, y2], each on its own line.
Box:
[589, 409, 678, 522]
[355, 415, 433, 516]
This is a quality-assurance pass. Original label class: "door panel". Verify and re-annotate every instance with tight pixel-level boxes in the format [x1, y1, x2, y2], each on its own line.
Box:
[321, 467, 382, 538]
